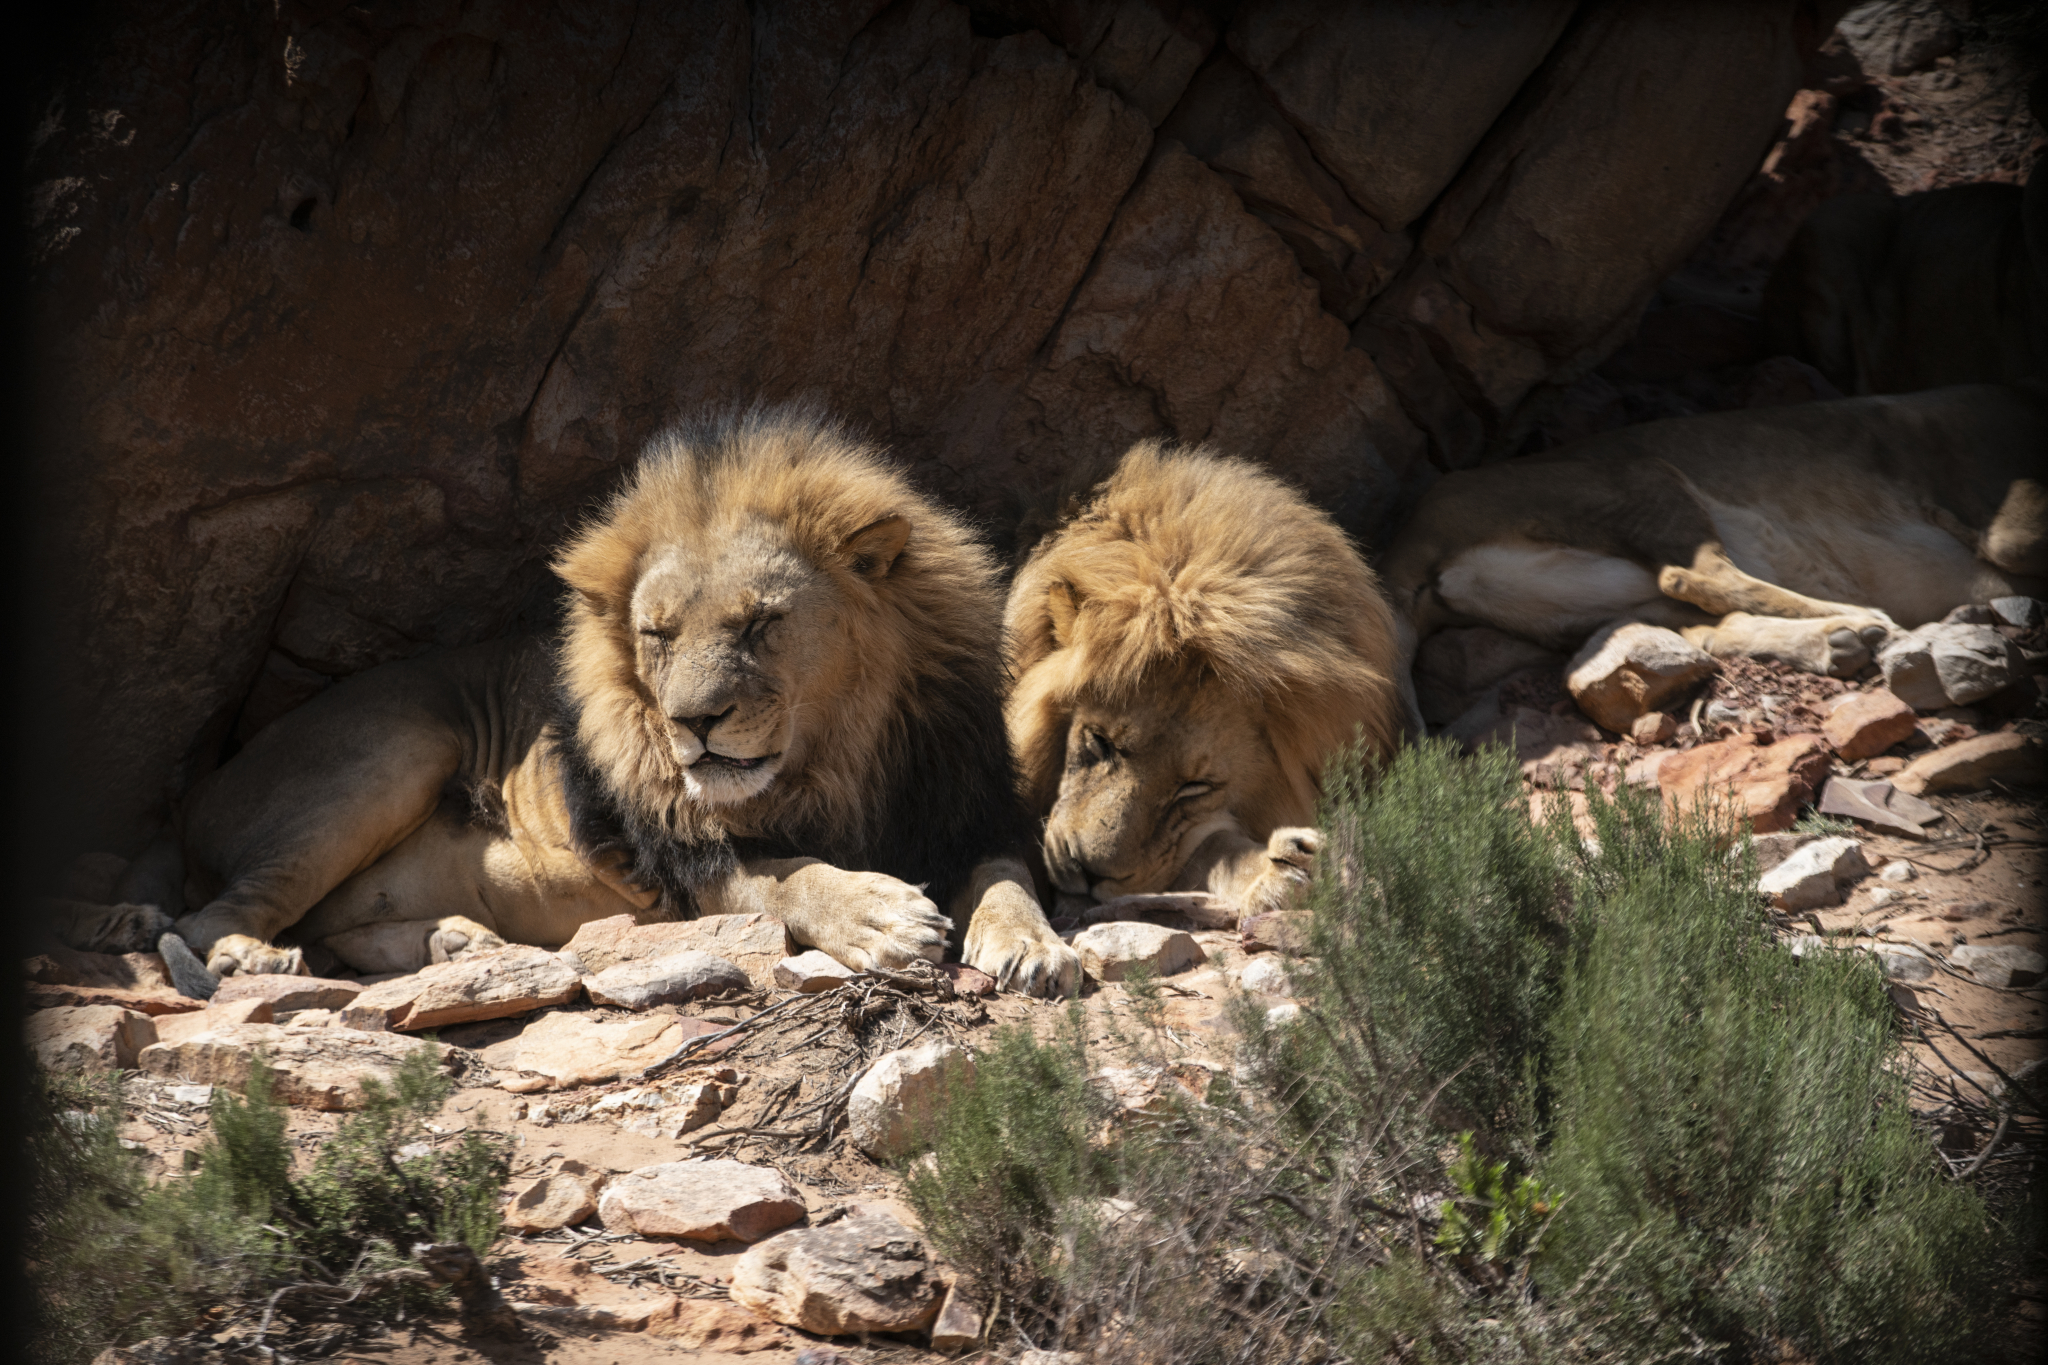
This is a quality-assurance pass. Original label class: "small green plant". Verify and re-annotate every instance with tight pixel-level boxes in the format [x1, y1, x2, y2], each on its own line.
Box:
[1433, 1132, 1557, 1268]
[27, 1046, 509, 1365]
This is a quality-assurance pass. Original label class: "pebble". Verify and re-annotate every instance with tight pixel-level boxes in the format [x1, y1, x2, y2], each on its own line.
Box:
[1878, 860, 1915, 882]
[1756, 836, 1868, 910]
[773, 950, 860, 993]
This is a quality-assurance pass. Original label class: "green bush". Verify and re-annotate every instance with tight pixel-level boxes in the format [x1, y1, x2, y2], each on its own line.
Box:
[26, 1046, 509, 1365]
[902, 740, 2014, 1363]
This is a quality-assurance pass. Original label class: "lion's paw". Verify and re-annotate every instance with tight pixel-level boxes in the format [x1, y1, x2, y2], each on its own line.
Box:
[965, 920, 1081, 999]
[428, 916, 508, 964]
[1823, 617, 1893, 677]
[203, 933, 309, 979]
[1240, 827, 1322, 915]
[811, 872, 951, 972]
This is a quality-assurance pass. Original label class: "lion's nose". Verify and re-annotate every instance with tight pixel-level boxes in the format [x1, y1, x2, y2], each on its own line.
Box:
[674, 707, 735, 740]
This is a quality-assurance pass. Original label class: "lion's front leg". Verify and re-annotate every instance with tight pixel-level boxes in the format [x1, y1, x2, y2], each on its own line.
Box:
[1174, 826, 1322, 916]
[703, 857, 952, 973]
[957, 857, 1080, 998]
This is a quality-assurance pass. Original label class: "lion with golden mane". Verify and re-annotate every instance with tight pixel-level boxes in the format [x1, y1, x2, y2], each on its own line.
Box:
[1005, 443, 1405, 914]
[128, 410, 1080, 998]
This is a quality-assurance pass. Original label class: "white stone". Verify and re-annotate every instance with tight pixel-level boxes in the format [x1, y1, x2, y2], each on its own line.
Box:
[773, 950, 859, 993]
[167, 1084, 215, 1107]
[597, 1159, 806, 1242]
[848, 1040, 976, 1160]
[476, 1010, 715, 1091]
[1866, 887, 1903, 909]
[1070, 922, 1205, 982]
[581, 950, 750, 1009]
[503, 1171, 600, 1232]
[1870, 944, 1934, 982]
[1988, 596, 2043, 628]
[1878, 860, 1915, 882]
[729, 1211, 942, 1335]
[1948, 945, 2046, 989]
[1239, 955, 1292, 997]
[1756, 836, 1867, 910]
[1266, 1002, 1303, 1026]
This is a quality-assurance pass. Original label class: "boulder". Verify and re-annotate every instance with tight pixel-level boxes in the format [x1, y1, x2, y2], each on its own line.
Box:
[560, 915, 792, 990]
[1821, 689, 1917, 760]
[138, 1023, 454, 1110]
[1756, 836, 1868, 910]
[1878, 860, 1915, 882]
[597, 1160, 806, 1243]
[1892, 732, 2046, 796]
[478, 1010, 726, 1091]
[25, 1005, 157, 1072]
[1871, 944, 1934, 982]
[929, 1282, 984, 1354]
[847, 1040, 977, 1161]
[729, 1211, 943, 1335]
[503, 1172, 600, 1233]
[773, 951, 860, 994]
[340, 946, 581, 1031]
[210, 974, 363, 1013]
[1989, 596, 2043, 628]
[1878, 624, 2019, 709]
[1816, 775, 1942, 838]
[1949, 945, 2046, 989]
[24, 948, 176, 993]
[1565, 624, 1717, 734]
[1241, 912, 1313, 955]
[1658, 732, 1833, 833]
[582, 950, 751, 1009]
[1070, 922, 1205, 982]
[1747, 831, 1817, 874]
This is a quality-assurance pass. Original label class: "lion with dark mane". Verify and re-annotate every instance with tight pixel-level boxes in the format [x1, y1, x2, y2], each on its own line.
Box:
[1005, 443, 1405, 914]
[120, 410, 1079, 997]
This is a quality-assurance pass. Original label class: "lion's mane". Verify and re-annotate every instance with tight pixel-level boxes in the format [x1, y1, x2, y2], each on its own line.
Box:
[548, 409, 1025, 913]
[1005, 441, 1403, 820]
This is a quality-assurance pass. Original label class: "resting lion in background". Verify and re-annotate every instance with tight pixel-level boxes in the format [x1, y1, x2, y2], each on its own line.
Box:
[1380, 384, 2048, 730]
[114, 410, 1080, 998]
[1005, 443, 1405, 914]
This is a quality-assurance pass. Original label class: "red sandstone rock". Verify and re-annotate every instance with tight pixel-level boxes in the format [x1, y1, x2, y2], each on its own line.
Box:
[1657, 732, 1834, 833]
[1821, 689, 1917, 760]
[25, 982, 201, 1016]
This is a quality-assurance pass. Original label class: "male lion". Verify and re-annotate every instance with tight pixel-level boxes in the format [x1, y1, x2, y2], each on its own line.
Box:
[1379, 384, 2047, 729]
[1005, 443, 1406, 913]
[124, 411, 1080, 997]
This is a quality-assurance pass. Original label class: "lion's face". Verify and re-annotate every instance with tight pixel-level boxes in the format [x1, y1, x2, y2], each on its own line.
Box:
[627, 515, 909, 806]
[1042, 673, 1298, 900]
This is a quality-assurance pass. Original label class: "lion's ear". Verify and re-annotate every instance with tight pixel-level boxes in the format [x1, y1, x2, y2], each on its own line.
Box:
[1047, 579, 1081, 647]
[838, 515, 911, 579]
[552, 534, 636, 618]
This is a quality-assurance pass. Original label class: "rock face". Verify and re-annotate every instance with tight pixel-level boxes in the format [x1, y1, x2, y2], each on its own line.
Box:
[1659, 732, 1834, 833]
[597, 1160, 806, 1243]
[1821, 689, 1917, 760]
[560, 915, 792, 991]
[1565, 624, 1718, 734]
[1878, 624, 2020, 709]
[1070, 922, 1206, 982]
[138, 1024, 454, 1110]
[582, 951, 751, 1009]
[340, 946, 581, 1031]
[26, 1005, 158, 1072]
[27, 2, 1832, 858]
[729, 1211, 943, 1335]
[847, 1040, 977, 1161]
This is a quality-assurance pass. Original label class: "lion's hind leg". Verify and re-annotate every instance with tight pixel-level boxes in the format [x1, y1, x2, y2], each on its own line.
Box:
[1681, 611, 1892, 677]
[320, 915, 507, 975]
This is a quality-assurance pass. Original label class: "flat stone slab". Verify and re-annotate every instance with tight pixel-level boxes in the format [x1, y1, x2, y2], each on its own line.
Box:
[340, 945, 581, 1032]
[1817, 776, 1941, 838]
[848, 1040, 976, 1160]
[26, 1005, 157, 1072]
[1659, 732, 1832, 833]
[138, 1023, 455, 1111]
[560, 913, 792, 990]
[1893, 732, 2046, 796]
[583, 950, 750, 1009]
[1070, 922, 1205, 982]
[478, 1010, 725, 1091]
[25, 982, 201, 1016]
[730, 1211, 943, 1335]
[210, 974, 364, 1012]
[597, 1159, 806, 1243]
[155, 996, 275, 1046]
